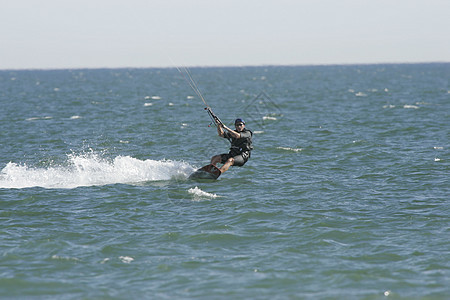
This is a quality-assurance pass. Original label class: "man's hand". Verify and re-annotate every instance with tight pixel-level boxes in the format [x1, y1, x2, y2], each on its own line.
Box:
[214, 117, 224, 127]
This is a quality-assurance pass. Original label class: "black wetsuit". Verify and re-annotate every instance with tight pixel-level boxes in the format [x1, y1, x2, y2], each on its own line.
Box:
[220, 128, 253, 166]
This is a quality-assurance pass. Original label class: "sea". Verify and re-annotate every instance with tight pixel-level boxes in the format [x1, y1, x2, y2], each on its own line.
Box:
[0, 63, 448, 299]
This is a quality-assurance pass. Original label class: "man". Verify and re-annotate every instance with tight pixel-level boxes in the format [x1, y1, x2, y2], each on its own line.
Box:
[211, 118, 253, 174]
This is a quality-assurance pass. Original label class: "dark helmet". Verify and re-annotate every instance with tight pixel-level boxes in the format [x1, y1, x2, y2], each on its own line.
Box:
[234, 118, 245, 125]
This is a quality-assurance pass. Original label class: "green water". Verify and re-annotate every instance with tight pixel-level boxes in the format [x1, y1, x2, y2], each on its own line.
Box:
[0, 64, 449, 299]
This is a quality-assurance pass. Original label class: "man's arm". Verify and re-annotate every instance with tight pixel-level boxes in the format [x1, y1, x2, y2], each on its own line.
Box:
[217, 124, 225, 137]
[222, 125, 240, 138]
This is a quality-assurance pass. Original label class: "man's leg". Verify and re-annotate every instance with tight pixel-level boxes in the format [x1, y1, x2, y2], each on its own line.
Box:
[220, 157, 234, 173]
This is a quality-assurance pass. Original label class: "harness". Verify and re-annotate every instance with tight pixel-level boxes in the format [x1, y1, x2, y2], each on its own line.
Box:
[227, 129, 253, 154]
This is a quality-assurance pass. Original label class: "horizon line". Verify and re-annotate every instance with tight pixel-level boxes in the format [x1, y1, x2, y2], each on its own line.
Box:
[1, 61, 448, 72]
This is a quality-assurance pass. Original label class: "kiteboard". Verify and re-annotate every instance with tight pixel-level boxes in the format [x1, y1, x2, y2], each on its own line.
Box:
[189, 164, 221, 180]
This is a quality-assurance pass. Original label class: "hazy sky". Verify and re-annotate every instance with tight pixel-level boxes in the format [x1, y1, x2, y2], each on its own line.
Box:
[1, 0, 449, 69]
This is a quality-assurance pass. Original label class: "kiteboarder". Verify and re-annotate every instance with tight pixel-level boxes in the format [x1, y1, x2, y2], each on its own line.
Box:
[174, 66, 253, 179]
[210, 118, 253, 174]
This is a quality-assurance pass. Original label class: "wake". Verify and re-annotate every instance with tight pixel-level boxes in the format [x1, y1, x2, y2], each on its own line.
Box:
[0, 152, 196, 189]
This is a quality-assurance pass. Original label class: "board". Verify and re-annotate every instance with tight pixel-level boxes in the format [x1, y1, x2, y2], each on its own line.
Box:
[189, 164, 222, 180]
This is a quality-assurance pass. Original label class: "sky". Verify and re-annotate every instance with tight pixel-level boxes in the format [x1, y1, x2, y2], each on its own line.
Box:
[1, 0, 449, 69]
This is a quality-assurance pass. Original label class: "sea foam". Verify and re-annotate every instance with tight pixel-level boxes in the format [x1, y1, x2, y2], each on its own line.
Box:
[0, 152, 195, 189]
[188, 186, 218, 201]
[276, 147, 303, 152]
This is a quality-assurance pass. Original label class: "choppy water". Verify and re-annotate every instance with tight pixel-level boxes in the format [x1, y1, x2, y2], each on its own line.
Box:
[0, 64, 449, 299]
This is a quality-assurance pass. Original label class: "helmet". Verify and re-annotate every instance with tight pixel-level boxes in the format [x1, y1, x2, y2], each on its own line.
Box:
[234, 118, 245, 125]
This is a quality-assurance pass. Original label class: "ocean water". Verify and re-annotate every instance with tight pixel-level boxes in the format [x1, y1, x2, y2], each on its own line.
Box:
[0, 64, 448, 299]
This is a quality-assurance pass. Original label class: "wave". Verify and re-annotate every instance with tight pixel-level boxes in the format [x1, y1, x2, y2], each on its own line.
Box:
[188, 186, 219, 201]
[0, 152, 195, 189]
[403, 104, 419, 109]
[276, 147, 303, 153]
[26, 116, 52, 121]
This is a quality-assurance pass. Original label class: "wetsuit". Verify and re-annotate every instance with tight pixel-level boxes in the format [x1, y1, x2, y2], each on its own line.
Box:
[220, 128, 253, 166]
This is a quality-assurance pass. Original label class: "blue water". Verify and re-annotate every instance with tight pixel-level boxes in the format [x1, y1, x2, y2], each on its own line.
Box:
[0, 64, 449, 299]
